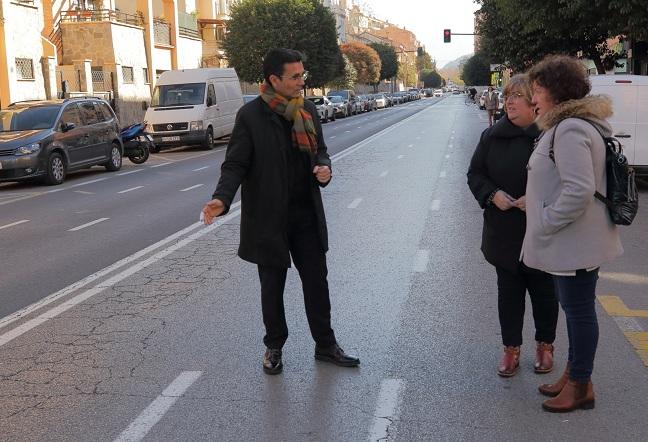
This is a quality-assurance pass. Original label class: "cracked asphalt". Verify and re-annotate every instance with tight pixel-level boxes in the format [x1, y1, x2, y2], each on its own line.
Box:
[1, 96, 647, 441]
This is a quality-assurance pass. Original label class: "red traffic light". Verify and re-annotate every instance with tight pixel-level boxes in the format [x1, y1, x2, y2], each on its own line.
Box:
[444, 29, 451, 43]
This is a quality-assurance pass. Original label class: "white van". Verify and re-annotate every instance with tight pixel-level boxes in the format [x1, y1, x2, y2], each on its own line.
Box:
[144, 68, 243, 150]
[590, 74, 648, 175]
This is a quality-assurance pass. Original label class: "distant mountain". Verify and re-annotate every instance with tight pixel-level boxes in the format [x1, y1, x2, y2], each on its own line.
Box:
[439, 54, 473, 85]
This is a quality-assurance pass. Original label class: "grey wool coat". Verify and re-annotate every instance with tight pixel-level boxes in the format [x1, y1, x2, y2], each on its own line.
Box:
[521, 95, 623, 272]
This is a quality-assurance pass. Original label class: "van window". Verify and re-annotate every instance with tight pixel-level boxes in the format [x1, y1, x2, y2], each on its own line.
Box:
[207, 84, 216, 106]
[59, 104, 83, 129]
[97, 102, 115, 121]
[151, 83, 206, 107]
[79, 101, 101, 125]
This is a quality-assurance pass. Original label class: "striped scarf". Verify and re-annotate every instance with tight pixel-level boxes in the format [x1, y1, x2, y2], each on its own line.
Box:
[260, 82, 318, 154]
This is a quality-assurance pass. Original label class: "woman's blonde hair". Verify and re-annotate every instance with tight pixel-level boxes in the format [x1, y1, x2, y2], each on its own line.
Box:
[503, 74, 533, 105]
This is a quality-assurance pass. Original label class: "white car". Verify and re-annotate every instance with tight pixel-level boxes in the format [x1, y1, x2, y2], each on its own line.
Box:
[306, 96, 335, 123]
[373, 94, 387, 109]
[433, 89, 443, 97]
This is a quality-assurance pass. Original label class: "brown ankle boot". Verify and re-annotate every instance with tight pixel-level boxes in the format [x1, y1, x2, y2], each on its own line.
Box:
[497, 346, 520, 377]
[538, 363, 570, 397]
[534, 342, 554, 373]
[542, 379, 595, 412]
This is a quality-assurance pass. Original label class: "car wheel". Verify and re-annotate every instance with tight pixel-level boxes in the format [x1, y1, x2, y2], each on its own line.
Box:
[43, 152, 66, 185]
[202, 127, 214, 150]
[105, 142, 122, 171]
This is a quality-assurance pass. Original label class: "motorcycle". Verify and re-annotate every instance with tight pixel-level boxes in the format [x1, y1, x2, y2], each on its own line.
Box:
[120, 122, 155, 164]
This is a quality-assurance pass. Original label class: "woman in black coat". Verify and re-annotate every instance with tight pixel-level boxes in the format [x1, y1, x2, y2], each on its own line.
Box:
[467, 74, 558, 377]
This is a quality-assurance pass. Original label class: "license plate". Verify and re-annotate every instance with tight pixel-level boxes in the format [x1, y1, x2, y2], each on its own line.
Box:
[161, 136, 180, 142]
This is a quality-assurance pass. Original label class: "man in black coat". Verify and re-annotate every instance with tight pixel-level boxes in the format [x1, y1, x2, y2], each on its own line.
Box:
[202, 48, 359, 375]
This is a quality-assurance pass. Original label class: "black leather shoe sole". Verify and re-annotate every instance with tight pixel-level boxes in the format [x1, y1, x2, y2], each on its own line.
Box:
[314, 353, 360, 367]
[263, 361, 283, 375]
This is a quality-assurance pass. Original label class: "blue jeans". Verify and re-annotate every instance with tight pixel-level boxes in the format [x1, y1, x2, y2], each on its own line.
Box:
[553, 269, 599, 382]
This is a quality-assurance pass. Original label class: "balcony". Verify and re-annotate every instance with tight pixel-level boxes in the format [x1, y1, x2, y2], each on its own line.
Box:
[153, 18, 171, 45]
[59, 9, 144, 27]
[178, 11, 200, 39]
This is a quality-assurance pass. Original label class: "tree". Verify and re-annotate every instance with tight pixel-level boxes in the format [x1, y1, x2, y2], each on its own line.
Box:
[461, 53, 491, 85]
[340, 42, 381, 85]
[368, 43, 398, 82]
[223, 0, 341, 87]
[420, 70, 443, 88]
[327, 54, 357, 90]
[397, 56, 417, 89]
[416, 51, 435, 72]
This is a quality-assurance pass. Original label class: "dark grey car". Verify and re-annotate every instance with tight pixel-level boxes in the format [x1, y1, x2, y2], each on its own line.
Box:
[0, 98, 123, 185]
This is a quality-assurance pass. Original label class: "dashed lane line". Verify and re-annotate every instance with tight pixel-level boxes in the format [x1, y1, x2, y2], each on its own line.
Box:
[348, 198, 363, 209]
[179, 184, 204, 192]
[118, 186, 144, 194]
[117, 169, 145, 176]
[192, 166, 209, 172]
[150, 162, 171, 168]
[68, 217, 110, 232]
[0, 219, 30, 231]
[368, 379, 405, 442]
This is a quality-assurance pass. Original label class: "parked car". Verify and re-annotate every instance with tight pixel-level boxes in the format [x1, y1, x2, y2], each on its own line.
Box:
[328, 89, 361, 115]
[306, 96, 335, 122]
[327, 95, 350, 118]
[0, 97, 123, 185]
[433, 89, 444, 97]
[373, 93, 388, 109]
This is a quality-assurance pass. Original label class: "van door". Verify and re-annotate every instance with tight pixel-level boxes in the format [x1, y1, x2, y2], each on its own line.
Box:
[213, 81, 229, 138]
[205, 82, 219, 137]
[77, 101, 106, 162]
[56, 104, 87, 167]
[592, 82, 637, 165]
[635, 85, 648, 167]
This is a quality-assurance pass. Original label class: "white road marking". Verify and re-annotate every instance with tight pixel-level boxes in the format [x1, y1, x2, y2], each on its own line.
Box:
[431, 199, 441, 211]
[408, 144, 413, 148]
[329, 135, 337, 139]
[348, 198, 363, 209]
[445, 154, 450, 159]
[0, 220, 30, 231]
[69, 178, 108, 188]
[114, 371, 203, 442]
[117, 169, 145, 176]
[440, 171, 446, 178]
[413, 250, 430, 272]
[180, 184, 204, 192]
[345, 130, 351, 133]
[613, 317, 643, 332]
[368, 379, 405, 442]
[118, 186, 144, 194]
[379, 170, 389, 178]
[192, 166, 209, 172]
[397, 155, 404, 159]
[68, 217, 109, 232]
[150, 162, 171, 168]
[448, 144, 453, 148]
[74, 190, 94, 195]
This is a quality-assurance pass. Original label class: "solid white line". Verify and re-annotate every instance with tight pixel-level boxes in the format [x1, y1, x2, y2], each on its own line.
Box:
[397, 155, 404, 159]
[68, 217, 109, 232]
[440, 171, 446, 178]
[431, 199, 441, 211]
[118, 186, 144, 194]
[379, 170, 389, 178]
[114, 371, 203, 442]
[0, 220, 30, 231]
[368, 379, 404, 442]
[180, 184, 204, 192]
[150, 162, 171, 168]
[413, 250, 430, 273]
[192, 166, 209, 172]
[117, 169, 145, 176]
[348, 198, 363, 209]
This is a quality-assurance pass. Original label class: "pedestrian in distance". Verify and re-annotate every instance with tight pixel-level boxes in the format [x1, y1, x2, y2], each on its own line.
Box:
[467, 74, 559, 379]
[469, 87, 478, 103]
[523, 54, 623, 412]
[484, 86, 499, 127]
[201, 48, 359, 375]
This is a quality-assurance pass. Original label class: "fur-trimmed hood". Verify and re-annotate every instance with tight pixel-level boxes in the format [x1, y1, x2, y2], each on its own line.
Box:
[536, 95, 613, 131]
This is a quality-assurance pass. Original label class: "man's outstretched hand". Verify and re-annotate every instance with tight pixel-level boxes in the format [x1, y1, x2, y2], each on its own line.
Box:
[202, 199, 225, 225]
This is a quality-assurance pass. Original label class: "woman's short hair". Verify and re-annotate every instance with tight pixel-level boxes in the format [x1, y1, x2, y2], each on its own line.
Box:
[503, 74, 532, 105]
[528, 55, 591, 103]
[263, 48, 305, 84]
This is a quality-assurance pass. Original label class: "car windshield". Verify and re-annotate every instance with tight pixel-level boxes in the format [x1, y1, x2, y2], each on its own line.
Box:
[328, 96, 343, 103]
[0, 106, 60, 132]
[308, 97, 324, 105]
[151, 83, 206, 107]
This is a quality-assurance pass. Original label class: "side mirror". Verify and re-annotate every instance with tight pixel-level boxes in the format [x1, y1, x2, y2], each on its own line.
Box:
[206, 97, 213, 107]
[61, 122, 76, 132]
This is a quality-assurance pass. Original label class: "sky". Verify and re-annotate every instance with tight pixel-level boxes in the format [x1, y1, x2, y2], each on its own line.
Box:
[358, 0, 480, 68]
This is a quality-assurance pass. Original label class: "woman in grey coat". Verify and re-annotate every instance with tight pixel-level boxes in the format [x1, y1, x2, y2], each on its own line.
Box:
[523, 55, 623, 413]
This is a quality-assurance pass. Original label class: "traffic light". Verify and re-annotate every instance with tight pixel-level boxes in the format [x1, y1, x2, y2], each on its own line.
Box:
[444, 29, 451, 43]
[417, 46, 423, 57]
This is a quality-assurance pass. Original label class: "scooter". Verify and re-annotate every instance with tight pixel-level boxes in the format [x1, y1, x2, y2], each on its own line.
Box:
[120, 122, 154, 164]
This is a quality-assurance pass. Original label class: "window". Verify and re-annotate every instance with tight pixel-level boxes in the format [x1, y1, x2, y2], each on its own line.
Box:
[122, 66, 134, 83]
[79, 101, 101, 125]
[142, 67, 150, 84]
[97, 102, 115, 121]
[151, 83, 206, 107]
[59, 104, 83, 129]
[15, 58, 34, 80]
[206, 84, 216, 106]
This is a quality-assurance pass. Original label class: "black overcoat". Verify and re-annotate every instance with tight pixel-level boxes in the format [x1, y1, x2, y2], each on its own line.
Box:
[212, 97, 331, 267]
[467, 115, 541, 273]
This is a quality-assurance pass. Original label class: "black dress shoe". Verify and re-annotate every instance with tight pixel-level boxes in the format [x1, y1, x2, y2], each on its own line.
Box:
[263, 348, 283, 375]
[314, 343, 360, 367]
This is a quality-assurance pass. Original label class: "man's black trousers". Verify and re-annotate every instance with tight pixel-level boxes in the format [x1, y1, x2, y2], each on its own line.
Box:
[257, 209, 336, 349]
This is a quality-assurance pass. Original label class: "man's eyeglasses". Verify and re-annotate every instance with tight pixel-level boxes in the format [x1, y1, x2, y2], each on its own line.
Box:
[504, 92, 525, 101]
[279, 71, 309, 81]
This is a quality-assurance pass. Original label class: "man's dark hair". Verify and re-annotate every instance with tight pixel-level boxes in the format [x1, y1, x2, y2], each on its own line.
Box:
[528, 54, 591, 103]
[263, 48, 305, 83]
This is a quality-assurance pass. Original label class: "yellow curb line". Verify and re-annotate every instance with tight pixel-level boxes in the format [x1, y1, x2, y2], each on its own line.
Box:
[598, 295, 648, 317]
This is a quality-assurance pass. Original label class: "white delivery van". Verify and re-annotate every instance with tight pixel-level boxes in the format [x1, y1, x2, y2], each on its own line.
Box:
[144, 68, 243, 150]
[590, 74, 648, 175]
